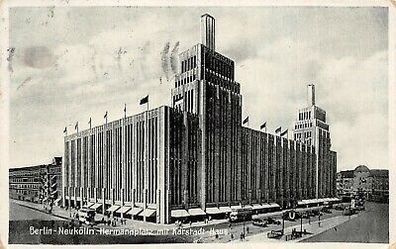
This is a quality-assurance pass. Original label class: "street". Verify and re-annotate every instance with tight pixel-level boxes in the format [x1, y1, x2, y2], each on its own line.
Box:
[8, 199, 388, 244]
[302, 202, 389, 243]
[9, 199, 64, 221]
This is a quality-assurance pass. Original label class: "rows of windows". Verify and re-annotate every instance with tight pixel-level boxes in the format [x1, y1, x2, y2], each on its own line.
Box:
[204, 53, 233, 80]
[10, 178, 40, 183]
[295, 122, 312, 129]
[294, 131, 312, 140]
[299, 111, 311, 121]
[175, 73, 197, 88]
[13, 189, 37, 195]
[181, 56, 197, 73]
[10, 184, 40, 189]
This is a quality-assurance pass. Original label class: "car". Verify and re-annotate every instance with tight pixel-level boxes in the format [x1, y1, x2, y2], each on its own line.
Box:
[265, 217, 281, 225]
[267, 229, 283, 239]
[252, 218, 267, 227]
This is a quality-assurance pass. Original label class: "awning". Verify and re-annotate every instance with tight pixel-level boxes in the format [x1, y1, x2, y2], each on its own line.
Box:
[295, 206, 322, 213]
[91, 203, 102, 210]
[127, 207, 143, 216]
[219, 206, 232, 213]
[206, 207, 222, 214]
[116, 206, 132, 214]
[252, 204, 263, 210]
[231, 205, 242, 210]
[171, 209, 190, 218]
[261, 203, 272, 209]
[139, 209, 156, 217]
[188, 208, 206, 216]
[243, 205, 253, 209]
[85, 202, 95, 208]
[269, 203, 280, 208]
[106, 205, 121, 213]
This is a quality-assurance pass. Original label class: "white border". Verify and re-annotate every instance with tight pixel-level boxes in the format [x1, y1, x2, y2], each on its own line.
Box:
[0, 0, 394, 249]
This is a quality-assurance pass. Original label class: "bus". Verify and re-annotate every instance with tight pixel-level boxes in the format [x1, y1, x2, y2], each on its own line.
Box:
[78, 207, 96, 225]
[229, 207, 253, 222]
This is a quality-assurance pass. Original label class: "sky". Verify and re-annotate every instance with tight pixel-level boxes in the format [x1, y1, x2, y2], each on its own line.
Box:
[9, 6, 388, 171]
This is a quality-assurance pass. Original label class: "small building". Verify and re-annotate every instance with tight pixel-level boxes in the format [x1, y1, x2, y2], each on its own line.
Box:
[336, 165, 388, 203]
[9, 157, 63, 205]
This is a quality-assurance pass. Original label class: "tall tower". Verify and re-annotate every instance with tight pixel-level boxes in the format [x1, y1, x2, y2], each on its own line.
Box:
[200, 14, 215, 51]
[293, 84, 336, 198]
[170, 14, 242, 210]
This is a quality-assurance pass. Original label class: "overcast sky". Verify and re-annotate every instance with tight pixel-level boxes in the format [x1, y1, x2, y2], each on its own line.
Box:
[9, 6, 388, 171]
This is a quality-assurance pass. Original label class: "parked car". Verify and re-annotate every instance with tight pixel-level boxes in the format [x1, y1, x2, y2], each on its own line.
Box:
[265, 217, 281, 225]
[252, 218, 267, 227]
[267, 229, 283, 239]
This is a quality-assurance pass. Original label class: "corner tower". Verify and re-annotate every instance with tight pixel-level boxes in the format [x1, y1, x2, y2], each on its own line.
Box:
[293, 84, 337, 198]
[170, 14, 243, 210]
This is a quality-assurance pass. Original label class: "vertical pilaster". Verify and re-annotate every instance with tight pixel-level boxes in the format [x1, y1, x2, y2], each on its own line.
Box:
[112, 124, 116, 205]
[81, 135, 85, 205]
[87, 130, 91, 201]
[122, 117, 126, 206]
[62, 137, 67, 207]
[199, 80, 206, 210]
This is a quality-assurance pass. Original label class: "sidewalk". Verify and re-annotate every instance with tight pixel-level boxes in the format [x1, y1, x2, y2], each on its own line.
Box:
[11, 199, 229, 230]
[12, 199, 71, 220]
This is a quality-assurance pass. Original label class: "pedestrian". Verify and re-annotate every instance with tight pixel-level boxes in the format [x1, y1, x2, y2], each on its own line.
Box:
[246, 227, 249, 234]
[230, 233, 234, 240]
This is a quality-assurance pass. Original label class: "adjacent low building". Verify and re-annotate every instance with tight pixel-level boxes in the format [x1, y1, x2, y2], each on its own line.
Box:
[9, 157, 62, 204]
[63, 14, 337, 224]
[336, 165, 389, 203]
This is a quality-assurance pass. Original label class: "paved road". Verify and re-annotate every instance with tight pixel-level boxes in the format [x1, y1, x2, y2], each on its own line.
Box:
[302, 202, 389, 243]
[9, 199, 64, 221]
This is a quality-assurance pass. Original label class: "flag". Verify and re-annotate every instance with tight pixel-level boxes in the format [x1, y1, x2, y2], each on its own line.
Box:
[260, 122, 267, 130]
[242, 116, 249, 125]
[281, 129, 288, 137]
[140, 95, 149, 105]
[275, 126, 281, 134]
[104, 111, 108, 124]
[124, 103, 127, 114]
[74, 122, 78, 131]
[63, 127, 67, 134]
[88, 117, 92, 129]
